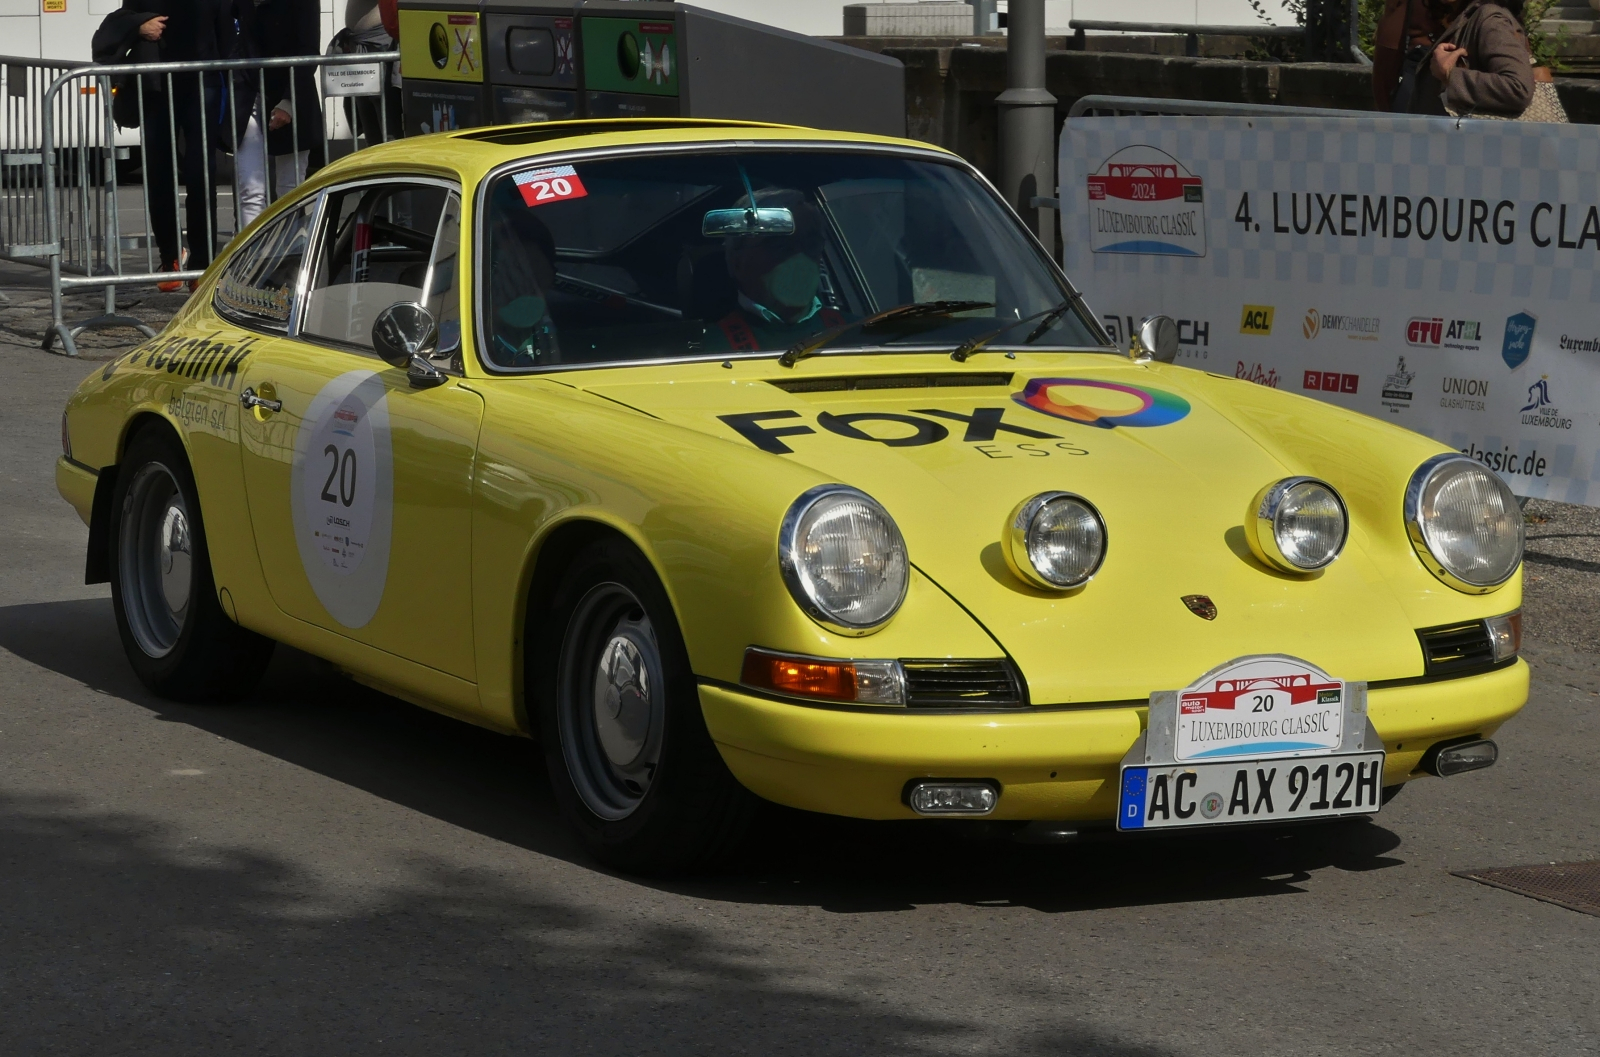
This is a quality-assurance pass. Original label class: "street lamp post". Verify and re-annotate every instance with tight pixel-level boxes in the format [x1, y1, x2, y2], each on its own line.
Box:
[997, 0, 1057, 253]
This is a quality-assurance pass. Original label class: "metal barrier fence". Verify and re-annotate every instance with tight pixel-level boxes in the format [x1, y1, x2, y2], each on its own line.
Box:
[2, 51, 397, 356]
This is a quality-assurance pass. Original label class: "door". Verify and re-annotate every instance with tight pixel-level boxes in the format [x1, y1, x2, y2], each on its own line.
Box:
[231, 178, 484, 681]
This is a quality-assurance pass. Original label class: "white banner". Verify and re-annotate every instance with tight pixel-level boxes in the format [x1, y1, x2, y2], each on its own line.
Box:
[1061, 115, 1600, 503]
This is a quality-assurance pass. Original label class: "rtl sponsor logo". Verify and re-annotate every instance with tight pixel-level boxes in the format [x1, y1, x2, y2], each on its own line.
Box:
[1303, 371, 1359, 394]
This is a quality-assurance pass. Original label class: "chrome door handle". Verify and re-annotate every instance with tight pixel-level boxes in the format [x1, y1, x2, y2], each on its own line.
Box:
[240, 387, 282, 413]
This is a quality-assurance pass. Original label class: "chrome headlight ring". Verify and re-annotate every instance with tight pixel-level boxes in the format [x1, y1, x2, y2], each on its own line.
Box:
[1003, 491, 1107, 591]
[1247, 476, 1349, 574]
[1404, 454, 1524, 593]
[778, 484, 910, 636]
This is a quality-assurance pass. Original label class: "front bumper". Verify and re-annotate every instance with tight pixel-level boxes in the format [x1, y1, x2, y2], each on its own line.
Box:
[699, 659, 1530, 820]
[56, 455, 98, 526]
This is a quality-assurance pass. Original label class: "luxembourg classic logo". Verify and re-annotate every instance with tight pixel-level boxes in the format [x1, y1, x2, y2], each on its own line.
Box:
[1503, 311, 1536, 369]
[1014, 378, 1191, 428]
[1086, 146, 1206, 257]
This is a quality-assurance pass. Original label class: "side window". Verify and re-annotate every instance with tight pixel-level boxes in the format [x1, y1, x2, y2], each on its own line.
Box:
[301, 182, 451, 351]
[213, 200, 317, 331]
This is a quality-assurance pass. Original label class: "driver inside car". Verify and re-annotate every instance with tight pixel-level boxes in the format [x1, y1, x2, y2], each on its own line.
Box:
[487, 207, 561, 367]
[706, 188, 844, 353]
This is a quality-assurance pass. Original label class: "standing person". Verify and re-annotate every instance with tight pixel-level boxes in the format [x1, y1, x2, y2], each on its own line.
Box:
[98, 0, 232, 291]
[235, 0, 322, 228]
[333, 0, 402, 148]
[1405, 0, 1535, 117]
[1372, 0, 1445, 111]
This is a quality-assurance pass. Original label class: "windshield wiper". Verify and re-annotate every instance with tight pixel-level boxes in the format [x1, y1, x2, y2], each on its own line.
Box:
[778, 299, 995, 368]
[949, 299, 1079, 362]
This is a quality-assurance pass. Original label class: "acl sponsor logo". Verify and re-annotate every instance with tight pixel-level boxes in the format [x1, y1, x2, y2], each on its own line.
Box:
[1302, 370, 1358, 394]
[1407, 317, 1482, 349]
[1439, 376, 1488, 411]
[1380, 357, 1415, 412]
[1240, 305, 1274, 335]
[1519, 375, 1572, 429]
[1304, 308, 1379, 341]
[1087, 146, 1207, 257]
[1502, 311, 1536, 369]
[1236, 362, 1281, 388]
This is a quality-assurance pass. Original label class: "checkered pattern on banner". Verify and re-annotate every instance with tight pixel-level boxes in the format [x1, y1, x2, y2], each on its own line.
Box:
[1061, 115, 1600, 505]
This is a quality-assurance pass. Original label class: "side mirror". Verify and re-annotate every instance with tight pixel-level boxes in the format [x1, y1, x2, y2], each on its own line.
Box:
[1135, 315, 1180, 364]
[371, 302, 445, 388]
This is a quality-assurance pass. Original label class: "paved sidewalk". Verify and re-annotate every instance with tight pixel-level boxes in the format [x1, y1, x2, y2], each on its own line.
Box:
[0, 259, 188, 359]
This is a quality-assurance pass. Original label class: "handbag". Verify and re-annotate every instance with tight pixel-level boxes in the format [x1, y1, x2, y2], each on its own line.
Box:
[1446, 61, 1569, 122]
[1390, 0, 1434, 112]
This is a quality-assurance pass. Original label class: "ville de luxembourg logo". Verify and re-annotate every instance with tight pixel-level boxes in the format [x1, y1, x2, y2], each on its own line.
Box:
[1086, 146, 1207, 258]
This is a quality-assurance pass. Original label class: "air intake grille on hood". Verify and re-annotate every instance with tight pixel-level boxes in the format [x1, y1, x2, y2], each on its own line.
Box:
[768, 372, 1013, 394]
[901, 659, 1025, 708]
[1417, 621, 1496, 676]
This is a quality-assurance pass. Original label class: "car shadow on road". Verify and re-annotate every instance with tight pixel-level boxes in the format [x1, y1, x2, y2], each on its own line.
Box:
[0, 597, 1406, 919]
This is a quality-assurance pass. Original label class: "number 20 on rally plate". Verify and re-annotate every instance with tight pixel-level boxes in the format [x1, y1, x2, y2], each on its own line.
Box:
[514, 165, 587, 207]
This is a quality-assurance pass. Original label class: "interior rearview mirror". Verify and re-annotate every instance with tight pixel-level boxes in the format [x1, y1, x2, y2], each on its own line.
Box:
[702, 206, 796, 238]
[371, 302, 445, 388]
[1136, 315, 1180, 364]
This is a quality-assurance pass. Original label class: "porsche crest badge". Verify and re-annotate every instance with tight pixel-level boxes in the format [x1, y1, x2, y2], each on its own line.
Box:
[1181, 595, 1217, 620]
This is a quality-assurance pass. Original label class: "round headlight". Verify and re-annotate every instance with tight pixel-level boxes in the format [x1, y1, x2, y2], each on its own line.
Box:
[1004, 492, 1107, 590]
[1248, 477, 1348, 573]
[1406, 455, 1523, 591]
[779, 485, 909, 633]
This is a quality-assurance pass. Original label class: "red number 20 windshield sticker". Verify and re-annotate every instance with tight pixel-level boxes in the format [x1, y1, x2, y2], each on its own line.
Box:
[513, 165, 587, 207]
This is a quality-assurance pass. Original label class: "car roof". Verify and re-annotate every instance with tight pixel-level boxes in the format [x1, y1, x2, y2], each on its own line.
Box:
[314, 118, 958, 186]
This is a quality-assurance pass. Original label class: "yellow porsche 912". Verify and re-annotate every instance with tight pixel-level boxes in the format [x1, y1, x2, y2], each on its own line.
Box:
[56, 120, 1526, 871]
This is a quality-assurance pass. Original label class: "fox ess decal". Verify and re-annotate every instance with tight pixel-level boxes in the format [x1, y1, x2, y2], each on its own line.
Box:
[1013, 378, 1191, 428]
[290, 371, 394, 628]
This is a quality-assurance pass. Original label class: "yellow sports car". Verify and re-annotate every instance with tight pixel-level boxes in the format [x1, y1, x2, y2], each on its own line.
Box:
[56, 120, 1527, 871]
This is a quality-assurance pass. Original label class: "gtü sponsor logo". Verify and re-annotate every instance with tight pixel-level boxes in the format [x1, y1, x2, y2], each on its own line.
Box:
[1407, 317, 1482, 348]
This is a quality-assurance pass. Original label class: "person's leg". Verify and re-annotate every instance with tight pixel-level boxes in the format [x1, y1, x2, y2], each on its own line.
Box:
[236, 111, 268, 229]
[272, 150, 308, 199]
[139, 87, 182, 270]
[173, 78, 219, 270]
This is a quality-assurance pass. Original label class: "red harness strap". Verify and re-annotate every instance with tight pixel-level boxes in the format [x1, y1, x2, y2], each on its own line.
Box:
[716, 312, 758, 352]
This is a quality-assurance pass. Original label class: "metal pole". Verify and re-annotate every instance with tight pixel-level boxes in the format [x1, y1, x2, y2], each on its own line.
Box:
[997, 0, 1057, 251]
[972, 0, 997, 36]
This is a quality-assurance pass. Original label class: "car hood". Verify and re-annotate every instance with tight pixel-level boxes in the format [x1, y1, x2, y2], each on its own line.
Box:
[581, 355, 1476, 704]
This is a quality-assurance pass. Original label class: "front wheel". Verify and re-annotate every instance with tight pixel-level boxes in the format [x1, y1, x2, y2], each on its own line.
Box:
[108, 426, 274, 701]
[533, 538, 756, 873]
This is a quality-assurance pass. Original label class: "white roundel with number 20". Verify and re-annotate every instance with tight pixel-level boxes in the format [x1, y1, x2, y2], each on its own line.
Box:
[290, 370, 394, 629]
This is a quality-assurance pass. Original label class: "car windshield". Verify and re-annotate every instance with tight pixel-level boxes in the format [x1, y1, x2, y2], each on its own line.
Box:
[478, 149, 1110, 371]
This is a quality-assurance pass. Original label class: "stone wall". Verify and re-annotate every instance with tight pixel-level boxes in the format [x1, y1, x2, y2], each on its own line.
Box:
[832, 40, 1600, 179]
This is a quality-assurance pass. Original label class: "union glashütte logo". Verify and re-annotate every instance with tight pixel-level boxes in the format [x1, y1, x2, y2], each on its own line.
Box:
[1086, 146, 1207, 257]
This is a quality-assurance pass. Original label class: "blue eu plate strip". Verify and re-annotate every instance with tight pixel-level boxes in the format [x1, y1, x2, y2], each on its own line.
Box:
[1119, 767, 1148, 830]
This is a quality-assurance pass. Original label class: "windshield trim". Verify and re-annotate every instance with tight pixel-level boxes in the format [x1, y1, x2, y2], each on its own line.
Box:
[470, 140, 1115, 377]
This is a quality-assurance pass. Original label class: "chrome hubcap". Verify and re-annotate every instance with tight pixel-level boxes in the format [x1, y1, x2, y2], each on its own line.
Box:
[120, 462, 191, 658]
[558, 583, 666, 821]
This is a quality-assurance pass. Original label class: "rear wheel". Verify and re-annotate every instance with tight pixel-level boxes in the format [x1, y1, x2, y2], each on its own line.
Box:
[533, 537, 756, 873]
[109, 426, 274, 701]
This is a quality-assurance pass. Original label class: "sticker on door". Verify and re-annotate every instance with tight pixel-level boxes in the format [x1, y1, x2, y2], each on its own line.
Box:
[290, 370, 394, 628]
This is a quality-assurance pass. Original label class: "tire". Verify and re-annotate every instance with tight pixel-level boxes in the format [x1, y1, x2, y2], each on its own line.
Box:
[108, 425, 274, 701]
[532, 537, 757, 874]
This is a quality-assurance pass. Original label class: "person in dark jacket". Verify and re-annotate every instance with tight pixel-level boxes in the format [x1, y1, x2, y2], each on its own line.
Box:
[1407, 0, 1535, 117]
[95, 0, 233, 288]
[1371, 0, 1445, 111]
[233, 0, 322, 226]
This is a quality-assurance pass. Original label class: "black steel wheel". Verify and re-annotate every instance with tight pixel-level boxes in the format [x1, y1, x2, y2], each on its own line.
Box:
[533, 536, 756, 873]
[108, 425, 274, 701]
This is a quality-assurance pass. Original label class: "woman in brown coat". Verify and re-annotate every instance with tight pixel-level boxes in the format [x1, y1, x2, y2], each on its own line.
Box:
[1407, 0, 1535, 117]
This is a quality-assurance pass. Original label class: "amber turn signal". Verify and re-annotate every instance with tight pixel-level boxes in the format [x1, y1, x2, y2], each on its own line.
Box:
[741, 648, 906, 706]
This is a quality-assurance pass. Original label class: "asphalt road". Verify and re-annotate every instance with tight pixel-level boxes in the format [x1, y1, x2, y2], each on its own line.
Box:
[2, 326, 1598, 1056]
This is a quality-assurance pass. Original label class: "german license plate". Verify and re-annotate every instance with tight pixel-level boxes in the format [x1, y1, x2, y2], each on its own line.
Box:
[1117, 751, 1385, 831]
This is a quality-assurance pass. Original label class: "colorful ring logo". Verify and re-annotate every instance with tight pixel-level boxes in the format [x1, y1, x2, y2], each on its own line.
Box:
[1013, 377, 1191, 429]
